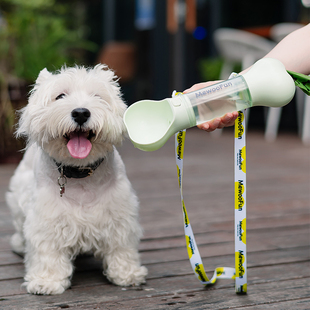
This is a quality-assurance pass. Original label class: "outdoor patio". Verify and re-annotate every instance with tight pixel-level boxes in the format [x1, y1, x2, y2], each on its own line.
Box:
[0, 128, 309, 309]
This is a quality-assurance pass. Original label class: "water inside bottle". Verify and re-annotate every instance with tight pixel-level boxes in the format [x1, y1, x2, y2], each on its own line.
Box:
[185, 76, 252, 125]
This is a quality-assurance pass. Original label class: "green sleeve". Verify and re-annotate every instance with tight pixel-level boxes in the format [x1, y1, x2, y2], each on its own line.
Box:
[287, 70, 310, 96]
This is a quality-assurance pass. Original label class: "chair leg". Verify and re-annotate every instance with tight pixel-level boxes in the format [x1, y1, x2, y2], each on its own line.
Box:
[295, 88, 305, 137]
[302, 96, 310, 145]
[265, 107, 282, 142]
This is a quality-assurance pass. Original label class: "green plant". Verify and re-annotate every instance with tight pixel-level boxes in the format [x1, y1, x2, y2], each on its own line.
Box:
[198, 57, 224, 82]
[0, 0, 97, 158]
[0, 0, 96, 81]
[198, 57, 242, 82]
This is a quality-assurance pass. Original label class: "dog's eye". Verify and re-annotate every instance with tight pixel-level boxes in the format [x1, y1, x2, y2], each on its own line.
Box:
[56, 93, 66, 100]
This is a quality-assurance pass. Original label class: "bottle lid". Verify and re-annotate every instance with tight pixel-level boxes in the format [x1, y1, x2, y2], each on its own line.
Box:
[243, 58, 295, 107]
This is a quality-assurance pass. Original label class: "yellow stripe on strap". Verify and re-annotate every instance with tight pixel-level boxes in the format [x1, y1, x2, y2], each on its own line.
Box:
[175, 130, 235, 286]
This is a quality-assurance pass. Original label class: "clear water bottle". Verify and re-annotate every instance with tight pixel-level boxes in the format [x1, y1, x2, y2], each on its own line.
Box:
[124, 58, 296, 151]
[184, 75, 251, 126]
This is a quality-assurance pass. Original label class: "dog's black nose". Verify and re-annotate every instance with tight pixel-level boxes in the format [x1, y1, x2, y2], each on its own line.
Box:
[71, 108, 91, 125]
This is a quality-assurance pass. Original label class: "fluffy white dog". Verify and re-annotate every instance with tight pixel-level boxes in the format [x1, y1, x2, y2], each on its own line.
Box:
[6, 64, 147, 295]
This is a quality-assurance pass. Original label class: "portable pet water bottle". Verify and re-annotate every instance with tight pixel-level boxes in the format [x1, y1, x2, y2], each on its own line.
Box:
[123, 58, 296, 151]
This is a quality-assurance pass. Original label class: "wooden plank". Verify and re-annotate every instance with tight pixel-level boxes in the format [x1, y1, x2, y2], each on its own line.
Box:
[0, 263, 24, 280]
[139, 225, 309, 264]
[1, 244, 309, 285]
[140, 224, 309, 252]
[0, 272, 309, 309]
[0, 222, 308, 279]
[1, 242, 309, 284]
[225, 298, 310, 310]
[69, 259, 310, 288]
[139, 204, 309, 240]
[1, 219, 307, 270]
[78, 297, 310, 310]
[142, 213, 310, 240]
[0, 251, 23, 266]
[1, 212, 308, 253]
[0, 229, 305, 270]
[75, 284, 310, 310]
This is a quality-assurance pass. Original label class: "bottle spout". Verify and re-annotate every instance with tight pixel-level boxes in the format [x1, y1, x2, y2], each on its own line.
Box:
[123, 97, 195, 151]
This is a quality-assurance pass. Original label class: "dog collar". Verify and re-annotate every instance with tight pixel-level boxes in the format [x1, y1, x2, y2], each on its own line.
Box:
[54, 158, 104, 179]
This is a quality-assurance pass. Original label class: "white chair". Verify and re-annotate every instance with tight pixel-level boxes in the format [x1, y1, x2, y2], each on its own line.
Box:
[212, 28, 275, 135]
[214, 28, 275, 79]
[265, 87, 308, 143]
[265, 23, 307, 143]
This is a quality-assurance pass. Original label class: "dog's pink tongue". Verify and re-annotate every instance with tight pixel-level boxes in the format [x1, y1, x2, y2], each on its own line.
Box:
[67, 132, 92, 159]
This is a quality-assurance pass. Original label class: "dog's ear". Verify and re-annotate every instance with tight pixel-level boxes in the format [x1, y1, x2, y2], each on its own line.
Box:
[36, 68, 52, 84]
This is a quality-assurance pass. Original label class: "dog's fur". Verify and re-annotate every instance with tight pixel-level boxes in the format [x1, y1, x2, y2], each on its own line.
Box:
[6, 64, 147, 295]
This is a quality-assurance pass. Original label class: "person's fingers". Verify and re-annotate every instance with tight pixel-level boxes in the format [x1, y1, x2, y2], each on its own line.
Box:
[197, 111, 239, 132]
[217, 112, 239, 128]
[197, 118, 221, 132]
[197, 123, 210, 131]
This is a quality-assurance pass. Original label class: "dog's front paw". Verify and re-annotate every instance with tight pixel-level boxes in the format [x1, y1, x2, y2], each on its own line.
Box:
[24, 278, 71, 295]
[106, 265, 148, 287]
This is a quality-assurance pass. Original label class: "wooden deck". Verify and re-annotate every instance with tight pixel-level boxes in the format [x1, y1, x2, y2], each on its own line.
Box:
[0, 128, 309, 309]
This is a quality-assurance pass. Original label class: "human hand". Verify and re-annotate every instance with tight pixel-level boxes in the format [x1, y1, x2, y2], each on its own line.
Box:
[184, 81, 239, 132]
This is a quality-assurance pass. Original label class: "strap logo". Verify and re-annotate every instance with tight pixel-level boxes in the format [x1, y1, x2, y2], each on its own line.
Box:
[235, 250, 246, 278]
[176, 131, 185, 160]
[235, 111, 245, 139]
[182, 201, 189, 227]
[237, 219, 246, 244]
[195, 263, 208, 282]
[237, 146, 246, 173]
[186, 235, 195, 259]
[235, 180, 245, 211]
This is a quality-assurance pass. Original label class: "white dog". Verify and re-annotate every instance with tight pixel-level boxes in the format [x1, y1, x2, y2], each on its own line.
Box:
[6, 64, 147, 295]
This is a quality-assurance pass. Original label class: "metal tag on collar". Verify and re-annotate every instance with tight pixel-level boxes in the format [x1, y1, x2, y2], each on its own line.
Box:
[58, 166, 67, 197]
